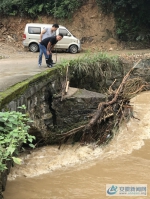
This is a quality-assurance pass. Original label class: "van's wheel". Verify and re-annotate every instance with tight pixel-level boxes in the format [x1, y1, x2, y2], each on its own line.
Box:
[69, 45, 78, 54]
[29, 43, 39, 52]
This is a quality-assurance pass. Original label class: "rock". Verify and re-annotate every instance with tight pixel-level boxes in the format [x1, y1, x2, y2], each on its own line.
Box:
[52, 87, 107, 132]
[7, 35, 15, 42]
[90, 15, 97, 19]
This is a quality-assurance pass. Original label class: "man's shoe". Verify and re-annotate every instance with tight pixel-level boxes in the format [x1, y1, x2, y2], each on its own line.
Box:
[38, 64, 41, 67]
[47, 64, 53, 68]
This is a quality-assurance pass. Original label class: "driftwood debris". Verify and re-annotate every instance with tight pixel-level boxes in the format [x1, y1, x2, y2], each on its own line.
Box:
[65, 81, 70, 94]
[58, 59, 149, 146]
[84, 59, 142, 132]
[61, 65, 70, 101]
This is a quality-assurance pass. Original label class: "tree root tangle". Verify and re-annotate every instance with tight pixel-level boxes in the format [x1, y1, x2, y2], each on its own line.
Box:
[58, 59, 150, 147]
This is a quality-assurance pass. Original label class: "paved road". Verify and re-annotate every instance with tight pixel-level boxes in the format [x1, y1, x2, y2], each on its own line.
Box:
[0, 52, 82, 91]
[1, 49, 150, 92]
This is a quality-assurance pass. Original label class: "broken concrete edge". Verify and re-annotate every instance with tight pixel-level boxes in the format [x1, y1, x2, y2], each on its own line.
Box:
[0, 65, 64, 110]
[0, 174, 2, 199]
[0, 52, 125, 110]
[0, 160, 12, 197]
[63, 87, 79, 98]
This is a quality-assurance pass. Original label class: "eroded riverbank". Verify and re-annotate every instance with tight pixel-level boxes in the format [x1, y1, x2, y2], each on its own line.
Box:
[3, 91, 150, 199]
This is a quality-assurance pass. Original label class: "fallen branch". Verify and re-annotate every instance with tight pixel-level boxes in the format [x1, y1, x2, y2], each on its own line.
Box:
[58, 59, 147, 146]
[85, 59, 141, 133]
[61, 65, 69, 101]
[65, 81, 70, 94]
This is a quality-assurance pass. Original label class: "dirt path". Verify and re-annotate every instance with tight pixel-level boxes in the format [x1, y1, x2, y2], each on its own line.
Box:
[0, 42, 85, 91]
[0, 51, 82, 91]
[0, 42, 150, 91]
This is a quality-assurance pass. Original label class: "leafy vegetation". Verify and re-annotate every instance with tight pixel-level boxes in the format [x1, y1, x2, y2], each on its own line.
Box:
[0, 0, 84, 18]
[0, 0, 149, 42]
[96, 0, 150, 41]
[0, 105, 35, 172]
[58, 52, 122, 93]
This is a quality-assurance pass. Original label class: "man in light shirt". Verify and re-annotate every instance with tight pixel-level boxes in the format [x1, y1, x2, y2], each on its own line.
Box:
[38, 24, 59, 67]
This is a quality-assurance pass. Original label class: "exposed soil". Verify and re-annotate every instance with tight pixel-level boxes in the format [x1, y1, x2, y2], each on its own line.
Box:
[1, 0, 149, 54]
[0, 0, 116, 50]
[0, 0, 150, 64]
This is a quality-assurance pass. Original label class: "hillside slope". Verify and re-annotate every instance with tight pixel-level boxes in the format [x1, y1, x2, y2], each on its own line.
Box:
[0, 0, 148, 52]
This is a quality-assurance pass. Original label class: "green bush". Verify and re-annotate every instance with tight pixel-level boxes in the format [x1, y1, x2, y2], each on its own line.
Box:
[0, 0, 84, 18]
[96, 0, 150, 41]
[0, 105, 35, 172]
[58, 52, 122, 93]
[0, 0, 150, 41]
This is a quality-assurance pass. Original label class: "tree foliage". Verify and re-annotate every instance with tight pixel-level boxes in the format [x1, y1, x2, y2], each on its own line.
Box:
[0, 0, 150, 41]
[0, 0, 84, 18]
[96, 0, 150, 41]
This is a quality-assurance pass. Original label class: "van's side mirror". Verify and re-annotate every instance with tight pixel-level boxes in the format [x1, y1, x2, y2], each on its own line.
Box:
[67, 33, 71, 37]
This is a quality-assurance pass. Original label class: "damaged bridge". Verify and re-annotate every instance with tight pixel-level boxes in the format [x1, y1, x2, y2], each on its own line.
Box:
[1, 58, 150, 143]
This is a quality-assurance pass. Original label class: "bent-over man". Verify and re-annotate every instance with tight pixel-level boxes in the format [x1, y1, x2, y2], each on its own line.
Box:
[39, 33, 63, 68]
[38, 24, 59, 67]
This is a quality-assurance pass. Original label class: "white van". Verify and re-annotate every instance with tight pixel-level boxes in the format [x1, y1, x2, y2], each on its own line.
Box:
[22, 23, 81, 53]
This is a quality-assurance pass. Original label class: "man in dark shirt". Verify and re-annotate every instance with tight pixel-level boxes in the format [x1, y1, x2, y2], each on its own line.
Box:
[39, 33, 63, 68]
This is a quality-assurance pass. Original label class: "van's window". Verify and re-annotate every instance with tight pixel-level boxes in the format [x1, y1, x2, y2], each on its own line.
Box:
[59, 28, 70, 36]
[28, 27, 41, 34]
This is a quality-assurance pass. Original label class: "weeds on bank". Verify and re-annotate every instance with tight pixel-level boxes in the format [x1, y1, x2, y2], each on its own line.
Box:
[0, 105, 35, 172]
[59, 51, 121, 80]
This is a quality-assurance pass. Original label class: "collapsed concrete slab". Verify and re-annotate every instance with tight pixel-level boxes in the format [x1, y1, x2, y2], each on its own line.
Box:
[51, 87, 107, 133]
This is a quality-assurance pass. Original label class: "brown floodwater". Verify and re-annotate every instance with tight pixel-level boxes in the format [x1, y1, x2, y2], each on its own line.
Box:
[3, 91, 150, 199]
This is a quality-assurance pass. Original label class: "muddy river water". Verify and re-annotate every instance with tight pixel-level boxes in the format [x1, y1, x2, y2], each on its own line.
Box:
[3, 91, 150, 199]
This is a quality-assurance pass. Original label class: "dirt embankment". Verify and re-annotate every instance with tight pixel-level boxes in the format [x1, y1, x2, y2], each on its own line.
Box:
[0, 0, 150, 60]
[0, 0, 138, 54]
